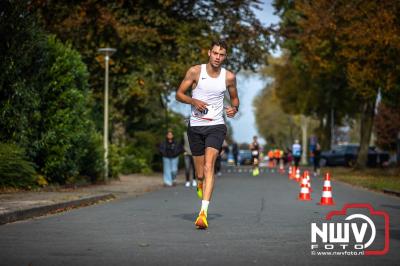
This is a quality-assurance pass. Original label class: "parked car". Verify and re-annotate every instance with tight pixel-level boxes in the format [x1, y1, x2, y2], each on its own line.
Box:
[227, 153, 235, 166]
[238, 150, 253, 165]
[320, 144, 389, 167]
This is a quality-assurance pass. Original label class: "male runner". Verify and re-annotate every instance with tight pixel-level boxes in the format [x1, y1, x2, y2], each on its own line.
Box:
[249, 136, 260, 176]
[292, 139, 302, 168]
[176, 40, 239, 229]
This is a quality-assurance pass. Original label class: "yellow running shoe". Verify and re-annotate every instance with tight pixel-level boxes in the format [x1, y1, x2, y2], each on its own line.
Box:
[197, 182, 203, 199]
[195, 210, 208, 229]
[252, 167, 259, 176]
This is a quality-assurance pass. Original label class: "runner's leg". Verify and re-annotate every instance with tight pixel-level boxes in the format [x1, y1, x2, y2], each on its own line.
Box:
[190, 156, 196, 181]
[193, 155, 205, 198]
[203, 147, 219, 201]
[193, 156, 205, 181]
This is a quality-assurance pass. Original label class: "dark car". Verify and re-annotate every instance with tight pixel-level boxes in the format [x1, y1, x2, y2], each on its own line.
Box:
[238, 150, 253, 165]
[320, 144, 389, 167]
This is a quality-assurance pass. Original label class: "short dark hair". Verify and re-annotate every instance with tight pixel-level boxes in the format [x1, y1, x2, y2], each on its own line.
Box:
[210, 40, 228, 51]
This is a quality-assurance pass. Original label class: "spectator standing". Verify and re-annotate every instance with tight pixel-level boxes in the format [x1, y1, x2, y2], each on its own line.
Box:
[313, 143, 321, 176]
[183, 131, 197, 187]
[159, 129, 183, 187]
[232, 142, 239, 166]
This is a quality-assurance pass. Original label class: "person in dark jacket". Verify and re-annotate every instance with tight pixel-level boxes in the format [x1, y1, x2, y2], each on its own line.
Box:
[159, 129, 183, 186]
[232, 142, 239, 166]
[313, 143, 321, 176]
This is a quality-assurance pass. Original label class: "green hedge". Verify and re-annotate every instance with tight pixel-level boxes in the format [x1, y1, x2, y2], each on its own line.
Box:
[0, 5, 103, 185]
[32, 36, 103, 183]
[0, 143, 37, 189]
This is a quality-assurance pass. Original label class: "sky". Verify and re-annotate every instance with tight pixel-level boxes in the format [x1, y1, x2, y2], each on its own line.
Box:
[170, 1, 280, 145]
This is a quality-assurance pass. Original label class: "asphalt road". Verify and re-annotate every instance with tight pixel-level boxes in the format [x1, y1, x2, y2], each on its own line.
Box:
[0, 167, 399, 266]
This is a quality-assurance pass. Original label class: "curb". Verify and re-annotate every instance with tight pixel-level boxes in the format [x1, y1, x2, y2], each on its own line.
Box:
[383, 189, 400, 197]
[0, 193, 116, 225]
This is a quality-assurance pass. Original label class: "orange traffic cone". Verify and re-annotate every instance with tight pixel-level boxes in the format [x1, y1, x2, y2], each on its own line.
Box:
[279, 162, 285, 174]
[319, 173, 335, 205]
[295, 167, 301, 182]
[288, 166, 293, 179]
[304, 171, 312, 192]
[298, 173, 311, 200]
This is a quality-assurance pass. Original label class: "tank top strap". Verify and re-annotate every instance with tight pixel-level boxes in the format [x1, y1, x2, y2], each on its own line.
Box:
[220, 67, 226, 81]
[200, 64, 206, 77]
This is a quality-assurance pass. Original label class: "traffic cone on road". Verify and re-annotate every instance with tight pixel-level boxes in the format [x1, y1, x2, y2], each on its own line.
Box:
[319, 173, 335, 205]
[298, 173, 311, 200]
[295, 167, 301, 182]
[304, 171, 312, 192]
[288, 166, 293, 179]
[279, 162, 285, 174]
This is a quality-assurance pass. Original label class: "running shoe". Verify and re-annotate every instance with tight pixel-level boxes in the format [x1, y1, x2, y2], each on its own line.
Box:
[252, 167, 259, 176]
[197, 182, 203, 199]
[195, 210, 208, 229]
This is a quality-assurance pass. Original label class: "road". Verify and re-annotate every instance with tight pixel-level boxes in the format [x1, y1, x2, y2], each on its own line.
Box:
[0, 166, 399, 266]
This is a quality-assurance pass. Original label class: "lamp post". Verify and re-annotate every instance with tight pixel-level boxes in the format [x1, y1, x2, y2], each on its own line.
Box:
[98, 47, 116, 182]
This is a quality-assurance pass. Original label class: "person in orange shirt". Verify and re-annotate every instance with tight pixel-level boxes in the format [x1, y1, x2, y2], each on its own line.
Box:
[267, 149, 274, 169]
[274, 149, 281, 169]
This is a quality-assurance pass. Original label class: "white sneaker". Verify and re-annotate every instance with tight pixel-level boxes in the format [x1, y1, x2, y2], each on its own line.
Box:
[192, 180, 197, 187]
[217, 172, 222, 177]
[185, 181, 191, 187]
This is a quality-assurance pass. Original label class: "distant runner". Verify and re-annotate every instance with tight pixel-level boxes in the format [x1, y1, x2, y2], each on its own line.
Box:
[249, 136, 260, 176]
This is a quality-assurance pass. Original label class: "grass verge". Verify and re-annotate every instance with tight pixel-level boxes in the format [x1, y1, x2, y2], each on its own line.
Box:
[324, 167, 400, 193]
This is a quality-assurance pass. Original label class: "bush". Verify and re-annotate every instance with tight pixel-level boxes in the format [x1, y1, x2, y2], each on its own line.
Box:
[0, 0, 45, 151]
[0, 4, 103, 186]
[109, 144, 124, 179]
[79, 131, 104, 182]
[109, 142, 152, 178]
[0, 143, 37, 189]
[33, 36, 103, 183]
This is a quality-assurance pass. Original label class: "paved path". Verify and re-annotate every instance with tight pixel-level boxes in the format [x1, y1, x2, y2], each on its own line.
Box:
[0, 167, 399, 266]
[0, 174, 165, 224]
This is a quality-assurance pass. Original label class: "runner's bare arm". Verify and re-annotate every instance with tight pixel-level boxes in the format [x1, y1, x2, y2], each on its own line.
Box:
[176, 66, 208, 112]
[225, 71, 239, 118]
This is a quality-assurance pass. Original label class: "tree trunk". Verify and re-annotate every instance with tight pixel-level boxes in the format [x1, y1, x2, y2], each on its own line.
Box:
[355, 100, 376, 169]
[397, 131, 400, 166]
[318, 116, 331, 150]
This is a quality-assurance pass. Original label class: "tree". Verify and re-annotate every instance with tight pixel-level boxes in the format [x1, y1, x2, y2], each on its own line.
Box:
[273, 0, 400, 168]
[272, 1, 357, 150]
[295, 0, 400, 168]
[31, 0, 271, 171]
[374, 103, 400, 152]
[0, 1, 103, 183]
[0, 0, 45, 150]
[255, 87, 305, 148]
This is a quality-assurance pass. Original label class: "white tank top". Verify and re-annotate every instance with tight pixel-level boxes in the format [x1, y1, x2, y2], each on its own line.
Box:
[190, 64, 226, 126]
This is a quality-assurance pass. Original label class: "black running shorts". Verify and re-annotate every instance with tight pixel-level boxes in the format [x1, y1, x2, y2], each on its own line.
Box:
[187, 124, 227, 156]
